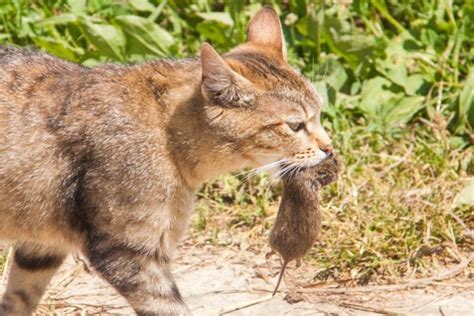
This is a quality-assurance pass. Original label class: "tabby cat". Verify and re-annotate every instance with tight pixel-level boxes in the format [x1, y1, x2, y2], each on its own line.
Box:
[0, 6, 332, 315]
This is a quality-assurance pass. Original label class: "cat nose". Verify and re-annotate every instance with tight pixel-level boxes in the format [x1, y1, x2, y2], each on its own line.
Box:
[320, 144, 333, 155]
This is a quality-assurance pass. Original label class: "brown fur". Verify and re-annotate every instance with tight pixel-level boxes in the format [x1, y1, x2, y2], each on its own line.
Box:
[0, 6, 333, 315]
[269, 154, 341, 296]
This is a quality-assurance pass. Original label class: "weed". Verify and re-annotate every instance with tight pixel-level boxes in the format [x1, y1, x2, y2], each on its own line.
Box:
[0, 0, 472, 281]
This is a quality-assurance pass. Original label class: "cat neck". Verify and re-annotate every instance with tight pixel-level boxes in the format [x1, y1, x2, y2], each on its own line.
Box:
[137, 59, 254, 190]
[167, 96, 254, 190]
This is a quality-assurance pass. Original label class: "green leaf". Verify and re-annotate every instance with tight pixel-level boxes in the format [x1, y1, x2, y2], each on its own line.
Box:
[358, 77, 394, 117]
[35, 14, 78, 27]
[295, 15, 309, 36]
[114, 15, 174, 57]
[129, 0, 155, 12]
[385, 63, 407, 88]
[455, 180, 474, 206]
[457, 68, 474, 132]
[377, 35, 429, 96]
[87, 0, 113, 12]
[79, 18, 126, 61]
[148, 0, 167, 22]
[404, 74, 426, 96]
[316, 59, 348, 91]
[350, 81, 361, 95]
[229, 0, 245, 24]
[378, 60, 426, 95]
[81, 57, 108, 67]
[322, 10, 376, 67]
[33, 37, 83, 62]
[197, 12, 234, 27]
[384, 96, 425, 126]
[314, 81, 329, 107]
[67, 0, 86, 14]
[196, 20, 230, 45]
[449, 136, 468, 149]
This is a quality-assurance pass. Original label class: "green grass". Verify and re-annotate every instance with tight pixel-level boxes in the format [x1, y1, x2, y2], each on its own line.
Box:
[1, 0, 472, 141]
[194, 123, 473, 283]
[1, 0, 473, 282]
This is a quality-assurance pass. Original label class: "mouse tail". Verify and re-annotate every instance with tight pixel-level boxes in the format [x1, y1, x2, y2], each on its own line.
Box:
[272, 260, 288, 297]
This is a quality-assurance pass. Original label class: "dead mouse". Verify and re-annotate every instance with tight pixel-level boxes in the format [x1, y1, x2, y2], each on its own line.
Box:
[269, 154, 341, 296]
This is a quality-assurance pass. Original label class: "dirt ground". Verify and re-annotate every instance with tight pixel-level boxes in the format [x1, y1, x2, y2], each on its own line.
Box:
[1, 241, 472, 316]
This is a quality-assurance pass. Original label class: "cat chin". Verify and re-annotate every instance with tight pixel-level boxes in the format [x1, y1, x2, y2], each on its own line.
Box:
[304, 152, 331, 168]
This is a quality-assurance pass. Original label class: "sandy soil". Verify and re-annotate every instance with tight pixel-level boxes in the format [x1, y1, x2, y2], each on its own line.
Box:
[1, 242, 471, 315]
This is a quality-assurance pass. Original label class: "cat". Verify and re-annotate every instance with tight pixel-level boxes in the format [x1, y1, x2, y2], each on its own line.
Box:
[0, 6, 332, 315]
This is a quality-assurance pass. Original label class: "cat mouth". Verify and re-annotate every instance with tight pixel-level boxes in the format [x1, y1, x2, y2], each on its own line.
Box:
[251, 150, 331, 178]
[306, 152, 331, 167]
[279, 151, 332, 171]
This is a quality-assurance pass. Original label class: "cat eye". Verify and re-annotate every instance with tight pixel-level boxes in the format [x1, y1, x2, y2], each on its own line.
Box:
[287, 121, 305, 132]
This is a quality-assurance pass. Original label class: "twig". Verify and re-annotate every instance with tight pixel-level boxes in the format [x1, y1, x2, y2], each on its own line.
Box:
[167, 289, 247, 299]
[295, 252, 473, 294]
[339, 301, 404, 315]
[448, 210, 468, 229]
[73, 252, 92, 273]
[48, 292, 112, 301]
[448, 210, 474, 240]
[38, 301, 129, 309]
[379, 143, 415, 177]
[51, 260, 85, 289]
[431, 281, 474, 288]
[173, 263, 203, 274]
[409, 290, 462, 312]
[439, 306, 447, 316]
[217, 294, 273, 315]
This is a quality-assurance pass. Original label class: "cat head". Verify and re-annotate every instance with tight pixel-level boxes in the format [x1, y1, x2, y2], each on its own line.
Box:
[200, 6, 332, 173]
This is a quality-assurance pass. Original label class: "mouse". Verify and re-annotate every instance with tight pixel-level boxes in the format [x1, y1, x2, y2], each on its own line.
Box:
[269, 154, 341, 296]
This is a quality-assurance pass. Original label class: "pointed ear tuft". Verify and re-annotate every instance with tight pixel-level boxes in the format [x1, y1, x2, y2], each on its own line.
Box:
[246, 6, 286, 61]
[200, 43, 254, 107]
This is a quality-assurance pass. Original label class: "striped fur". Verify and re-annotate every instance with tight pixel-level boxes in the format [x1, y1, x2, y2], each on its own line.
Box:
[0, 6, 332, 315]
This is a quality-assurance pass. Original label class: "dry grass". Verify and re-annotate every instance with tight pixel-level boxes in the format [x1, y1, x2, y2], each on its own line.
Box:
[1, 0, 472, 285]
[191, 121, 474, 285]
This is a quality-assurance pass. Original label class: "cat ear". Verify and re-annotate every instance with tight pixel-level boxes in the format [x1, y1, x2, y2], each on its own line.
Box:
[201, 43, 254, 107]
[246, 6, 287, 61]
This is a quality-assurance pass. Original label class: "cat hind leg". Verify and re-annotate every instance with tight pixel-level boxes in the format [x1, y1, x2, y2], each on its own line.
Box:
[1, 242, 68, 315]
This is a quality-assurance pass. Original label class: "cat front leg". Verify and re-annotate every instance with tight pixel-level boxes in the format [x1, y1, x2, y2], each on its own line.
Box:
[84, 234, 190, 316]
[1, 242, 68, 315]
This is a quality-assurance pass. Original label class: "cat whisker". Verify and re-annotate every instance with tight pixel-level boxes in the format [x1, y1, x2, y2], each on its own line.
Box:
[236, 158, 288, 182]
[275, 159, 309, 181]
[274, 162, 298, 180]
[251, 159, 288, 179]
[291, 164, 304, 179]
[286, 166, 298, 180]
